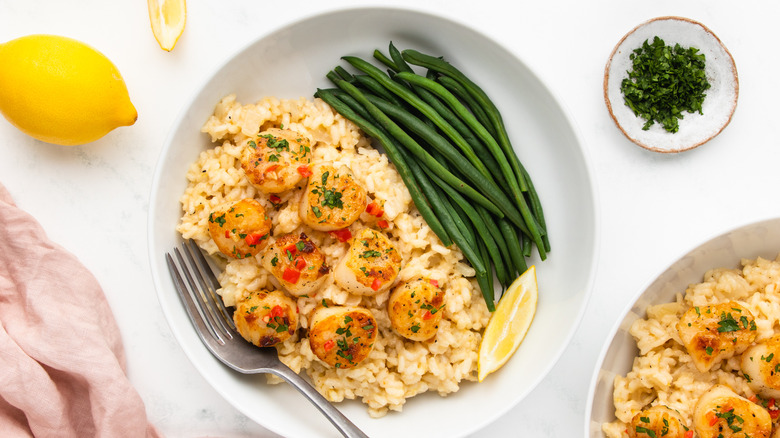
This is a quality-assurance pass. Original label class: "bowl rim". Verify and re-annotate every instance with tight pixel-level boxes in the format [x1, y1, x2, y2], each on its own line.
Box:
[147, 4, 602, 437]
[603, 15, 739, 153]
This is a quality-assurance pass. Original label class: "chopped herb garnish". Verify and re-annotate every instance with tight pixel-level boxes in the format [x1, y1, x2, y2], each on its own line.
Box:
[360, 250, 381, 259]
[620, 36, 710, 133]
[260, 134, 290, 152]
[209, 212, 226, 226]
[634, 426, 656, 438]
[717, 312, 742, 333]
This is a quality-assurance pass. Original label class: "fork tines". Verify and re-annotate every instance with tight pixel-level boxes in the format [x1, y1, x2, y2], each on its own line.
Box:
[165, 239, 236, 345]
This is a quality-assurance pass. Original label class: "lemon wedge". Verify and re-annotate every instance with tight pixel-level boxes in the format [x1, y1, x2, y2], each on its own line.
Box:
[478, 265, 538, 382]
[148, 0, 186, 51]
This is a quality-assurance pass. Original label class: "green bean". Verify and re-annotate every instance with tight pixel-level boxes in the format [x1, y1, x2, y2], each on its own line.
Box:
[398, 146, 476, 252]
[499, 218, 528, 276]
[334, 79, 503, 218]
[372, 49, 398, 71]
[334, 65, 354, 82]
[341, 56, 488, 182]
[403, 49, 551, 250]
[476, 206, 514, 284]
[313, 88, 452, 247]
[394, 71, 546, 260]
[401, 49, 526, 187]
[476, 237, 495, 309]
[326, 70, 347, 86]
[447, 193, 478, 251]
[521, 233, 532, 258]
[360, 94, 537, 228]
[423, 166, 510, 288]
[437, 75, 495, 138]
[353, 75, 404, 107]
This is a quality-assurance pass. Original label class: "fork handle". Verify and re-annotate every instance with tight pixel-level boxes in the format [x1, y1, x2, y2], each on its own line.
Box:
[270, 366, 370, 438]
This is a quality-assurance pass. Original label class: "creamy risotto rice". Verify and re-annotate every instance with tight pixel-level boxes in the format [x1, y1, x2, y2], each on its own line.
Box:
[176, 94, 490, 417]
[604, 255, 780, 437]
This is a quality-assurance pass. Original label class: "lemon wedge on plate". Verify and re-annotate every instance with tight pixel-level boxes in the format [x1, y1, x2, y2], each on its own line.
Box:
[148, 0, 186, 51]
[478, 265, 538, 382]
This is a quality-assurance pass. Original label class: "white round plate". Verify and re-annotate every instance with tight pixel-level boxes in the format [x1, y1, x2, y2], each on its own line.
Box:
[585, 216, 780, 437]
[149, 6, 599, 438]
[604, 16, 738, 153]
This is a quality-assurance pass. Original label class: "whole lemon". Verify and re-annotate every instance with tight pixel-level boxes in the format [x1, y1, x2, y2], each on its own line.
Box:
[0, 34, 137, 146]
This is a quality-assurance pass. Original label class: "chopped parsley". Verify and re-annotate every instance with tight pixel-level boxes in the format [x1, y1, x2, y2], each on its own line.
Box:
[260, 134, 290, 152]
[717, 312, 742, 333]
[360, 250, 381, 259]
[312, 170, 344, 209]
[634, 426, 656, 438]
[208, 212, 226, 226]
[620, 36, 710, 133]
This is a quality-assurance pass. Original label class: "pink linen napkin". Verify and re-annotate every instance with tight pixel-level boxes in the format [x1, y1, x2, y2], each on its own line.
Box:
[0, 183, 162, 438]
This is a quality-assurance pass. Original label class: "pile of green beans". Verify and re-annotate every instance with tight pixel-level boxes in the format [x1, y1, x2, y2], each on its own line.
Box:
[314, 42, 549, 311]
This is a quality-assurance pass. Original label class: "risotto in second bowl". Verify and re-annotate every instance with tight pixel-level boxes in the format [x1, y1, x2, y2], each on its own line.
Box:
[604, 254, 780, 437]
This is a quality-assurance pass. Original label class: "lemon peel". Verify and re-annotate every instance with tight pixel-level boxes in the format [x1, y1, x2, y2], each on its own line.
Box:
[148, 0, 186, 51]
[478, 265, 538, 382]
[0, 34, 137, 146]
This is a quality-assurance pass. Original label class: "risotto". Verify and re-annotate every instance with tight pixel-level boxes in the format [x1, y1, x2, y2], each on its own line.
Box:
[604, 255, 780, 437]
[176, 94, 490, 417]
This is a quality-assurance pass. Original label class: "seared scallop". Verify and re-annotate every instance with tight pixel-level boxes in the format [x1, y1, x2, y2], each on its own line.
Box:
[298, 163, 367, 231]
[233, 289, 298, 347]
[388, 278, 445, 341]
[693, 384, 771, 438]
[742, 334, 780, 399]
[240, 128, 313, 194]
[308, 305, 377, 369]
[208, 198, 272, 259]
[677, 301, 757, 373]
[261, 232, 330, 297]
[627, 405, 689, 438]
[333, 228, 402, 296]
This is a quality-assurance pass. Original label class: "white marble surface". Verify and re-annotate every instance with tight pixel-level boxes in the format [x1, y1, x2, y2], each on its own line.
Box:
[1, 1, 778, 436]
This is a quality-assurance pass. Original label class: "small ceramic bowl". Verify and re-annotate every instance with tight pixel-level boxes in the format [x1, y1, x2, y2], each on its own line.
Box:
[604, 16, 738, 153]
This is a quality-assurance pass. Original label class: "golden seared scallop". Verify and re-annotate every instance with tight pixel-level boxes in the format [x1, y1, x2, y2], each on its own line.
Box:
[308, 305, 377, 369]
[333, 228, 402, 296]
[208, 198, 272, 259]
[741, 334, 780, 399]
[233, 289, 298, 348]
[693, 384, 771, 438]
[388, 278, 445, 341]
[240, 128, 313, 194]
[299, 163, 366, 231]
[677, 301, 757, 373]
[627, 405, 689, 438]
[261, 232, 330, 297]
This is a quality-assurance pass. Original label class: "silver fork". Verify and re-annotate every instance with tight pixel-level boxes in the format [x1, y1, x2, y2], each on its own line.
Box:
[165, 239, 369, 438]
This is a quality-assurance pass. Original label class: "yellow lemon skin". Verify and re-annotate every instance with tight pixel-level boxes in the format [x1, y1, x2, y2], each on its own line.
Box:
[0, 34, 137, 146]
